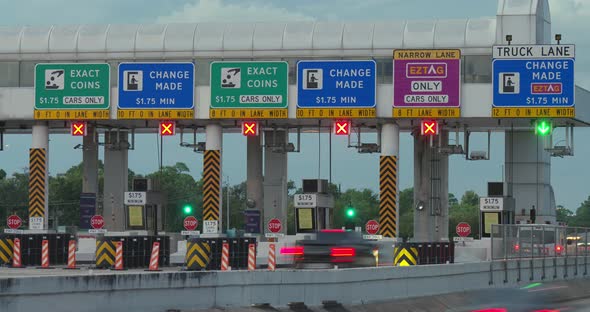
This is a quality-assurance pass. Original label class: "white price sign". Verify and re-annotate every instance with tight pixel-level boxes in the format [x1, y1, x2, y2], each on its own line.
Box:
[363, 235, 383, 240]
[479, 197, 504, 211]
[294, 194, 317, 208]
[203, 220, 218, 234]
[4, 229, 24, 234]
[89, 229, 107, 234]
[124, 192, 146, 205]
[265, 233, 285, 238]
[29, 217, 43, 230]
[181, 230, 200, 236]
[453, 236, 474, 242]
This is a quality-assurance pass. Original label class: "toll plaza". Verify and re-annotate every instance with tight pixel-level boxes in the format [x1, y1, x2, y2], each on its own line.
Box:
[0, 0, 588, 277]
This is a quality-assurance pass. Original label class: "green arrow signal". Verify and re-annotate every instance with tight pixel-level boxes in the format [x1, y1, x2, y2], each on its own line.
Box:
[535, 120, 552, 136]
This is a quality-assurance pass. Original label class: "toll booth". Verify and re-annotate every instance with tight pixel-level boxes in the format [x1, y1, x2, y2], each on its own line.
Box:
[294, 179, 334, 233]
[125, 179, 167, 236]
[479, 182, 515, 238]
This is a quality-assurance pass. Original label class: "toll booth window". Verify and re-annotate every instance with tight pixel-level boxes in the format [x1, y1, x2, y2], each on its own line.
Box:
[376, 59, 393, 84]
[0, 62, 19, 87]
[463, 55, 492, 83]
[195, 59, 213, 86]
[19, 61, 37, 87]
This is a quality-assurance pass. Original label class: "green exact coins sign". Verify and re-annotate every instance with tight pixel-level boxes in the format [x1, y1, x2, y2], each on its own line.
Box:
[35, 63, 110, 109]
[210, 61, 288, 109]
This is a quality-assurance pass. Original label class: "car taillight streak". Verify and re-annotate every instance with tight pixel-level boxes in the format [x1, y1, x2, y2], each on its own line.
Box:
[280, 246, 304, 256]
[330, 247, 356, 257]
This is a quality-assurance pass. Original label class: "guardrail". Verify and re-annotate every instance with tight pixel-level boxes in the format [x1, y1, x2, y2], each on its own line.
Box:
[490, 224, 590, 284]
[491, 224, 590, 260]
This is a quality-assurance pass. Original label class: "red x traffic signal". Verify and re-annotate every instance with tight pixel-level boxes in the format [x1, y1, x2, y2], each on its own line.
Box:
[242, 121, 259, 136]
[420, 120, 439, 136]
[71, 121, 87, 136]
[159, 121, 176, 136]
[334, 120, 351, 136]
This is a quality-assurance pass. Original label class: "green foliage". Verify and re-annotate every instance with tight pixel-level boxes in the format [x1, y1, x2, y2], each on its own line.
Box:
[147, 162, 201, 232]
[398, 188, 414, 240]
[449, 190, 480, 238]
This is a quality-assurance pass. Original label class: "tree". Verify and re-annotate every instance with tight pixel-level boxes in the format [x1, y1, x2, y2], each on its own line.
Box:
[461, 190, 479, 207]
[147, 162, 202, 232]
[556, 205, 573, 224]
[448, 193, 458, 207]
[449, 190, 480, 239]
[398, 188, 414, 240]
[571, 197, 590, 227]
[0, 172, 29, 229]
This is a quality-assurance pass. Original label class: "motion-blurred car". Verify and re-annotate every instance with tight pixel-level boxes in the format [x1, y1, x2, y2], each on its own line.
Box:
[280, 230, 377, 269]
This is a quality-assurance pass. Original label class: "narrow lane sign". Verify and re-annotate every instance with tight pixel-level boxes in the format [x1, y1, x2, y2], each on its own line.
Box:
[393, 49, 461, 118]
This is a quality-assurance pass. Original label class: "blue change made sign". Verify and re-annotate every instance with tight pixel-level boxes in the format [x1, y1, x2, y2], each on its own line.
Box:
[297, 60, 376, 118]
[492, 44, 575, 118]
[118, 62, 195, 118]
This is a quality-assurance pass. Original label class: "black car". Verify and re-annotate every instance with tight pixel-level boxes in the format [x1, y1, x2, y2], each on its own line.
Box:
[282, 230, 378, 269]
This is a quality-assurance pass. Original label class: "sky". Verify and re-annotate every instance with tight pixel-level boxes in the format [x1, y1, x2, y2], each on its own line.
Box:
[0, 0, 589, 210]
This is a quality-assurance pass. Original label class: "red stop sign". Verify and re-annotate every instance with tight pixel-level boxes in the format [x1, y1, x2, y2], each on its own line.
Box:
[184, 216, 198, 231]
[267, 218, 282, 233]
[456, 222, 471, 237]
[7, 215, 22, 229]
[90, 215, 105, 229]
[365, 220, 379, 235]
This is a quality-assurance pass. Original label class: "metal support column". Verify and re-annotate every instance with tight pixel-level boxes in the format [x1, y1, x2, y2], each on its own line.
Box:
[247, 135, 264, 230]
[103, 131, 129, 231]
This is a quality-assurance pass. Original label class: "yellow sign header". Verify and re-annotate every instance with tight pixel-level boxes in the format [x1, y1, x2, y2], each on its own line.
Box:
[296, 108, 375, 119]
[492, 107, 575, 118]
[34, 110, 110, 120]
[210, 108, 288, 119]
[393, 108, 460, 118]
[394, 49, 461, 60]
[117, 109, 194, 120]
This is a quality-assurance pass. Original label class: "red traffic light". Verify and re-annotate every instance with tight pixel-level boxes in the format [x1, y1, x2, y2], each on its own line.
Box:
[242, 121, 259, 136]
[334, 120, 351, 136]
[71, 121, 87, 136]
[420, 120, 438, 136]
[159, 121, 176, 136]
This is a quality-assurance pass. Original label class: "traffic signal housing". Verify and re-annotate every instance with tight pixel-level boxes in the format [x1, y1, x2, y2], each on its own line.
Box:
[534, 119, 552, 136]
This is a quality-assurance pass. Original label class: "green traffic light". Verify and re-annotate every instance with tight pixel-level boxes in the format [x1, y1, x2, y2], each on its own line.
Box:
[346, 207, 356, 218]
[535, 120, 552, 136]
[183, 205, 193, 214]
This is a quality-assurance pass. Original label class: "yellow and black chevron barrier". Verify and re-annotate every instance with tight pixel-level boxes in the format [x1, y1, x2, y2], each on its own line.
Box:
[394, 245, 418, 266]
[29, 148, 47, 219]
[185, 240, 211, 271]
[95, 239, 116, 269]
[0, 237, 14, 265]
[379, 156, 398, 238]
[203, 150, 221, 222]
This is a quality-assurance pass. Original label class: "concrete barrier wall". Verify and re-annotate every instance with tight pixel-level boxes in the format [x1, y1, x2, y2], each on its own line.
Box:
[1, 257, 589, 312]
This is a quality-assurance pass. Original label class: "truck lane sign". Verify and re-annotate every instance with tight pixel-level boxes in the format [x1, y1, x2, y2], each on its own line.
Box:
[210, 61, 288, 119]
[296, 60, 376, 118]
[492, 44, 575, 118]
[117, 62, 195, 120]
[393, 49, 461, 118]
[34, 63, 110, 120]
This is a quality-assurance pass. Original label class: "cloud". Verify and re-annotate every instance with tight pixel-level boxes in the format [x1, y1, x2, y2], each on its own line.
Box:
[157, 0, 313, 23]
